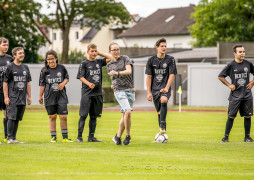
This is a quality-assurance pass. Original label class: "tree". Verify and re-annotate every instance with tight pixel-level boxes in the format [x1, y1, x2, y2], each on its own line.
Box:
[0, 0, 46, 63]
[189, 0, 254, 47]
[46, 0, 131, 64]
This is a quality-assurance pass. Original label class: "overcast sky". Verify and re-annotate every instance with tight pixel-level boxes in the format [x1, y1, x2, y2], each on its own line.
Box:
[37, 0, 201, 18]
[117, 0, 201, 17]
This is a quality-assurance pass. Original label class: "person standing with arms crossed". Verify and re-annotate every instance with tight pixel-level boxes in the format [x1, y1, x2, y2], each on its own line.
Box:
[107, 42, 135, 145]
[0, 37, 13, 143]
[76, 44, 112, 143]
[3, 47, 31, 144]
[219, 44, 254, 143]
[145, 38, 177, 135]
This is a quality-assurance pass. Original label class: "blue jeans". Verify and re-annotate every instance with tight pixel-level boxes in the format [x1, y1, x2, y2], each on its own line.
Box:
[114, 90, 135, 113]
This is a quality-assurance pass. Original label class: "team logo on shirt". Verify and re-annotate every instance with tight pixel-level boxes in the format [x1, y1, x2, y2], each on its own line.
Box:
[163, 63, 167, 68]
[156, 74, 163, 82]
[7, 61, 10, 64]
[57, 72, 61, 77]
[23, 71, 26, 75]
[17, 82, 24, 89]
[244, 67, 248, 72]
[52, 83, 59, 91]
[93, 75, 100, 82]
[96, 64, 100, 69]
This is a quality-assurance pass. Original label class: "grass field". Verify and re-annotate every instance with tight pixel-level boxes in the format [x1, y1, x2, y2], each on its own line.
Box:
[0, 107, 254, 179]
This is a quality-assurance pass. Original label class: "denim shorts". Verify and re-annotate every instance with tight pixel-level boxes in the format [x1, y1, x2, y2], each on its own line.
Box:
[114, 90, 135, 113]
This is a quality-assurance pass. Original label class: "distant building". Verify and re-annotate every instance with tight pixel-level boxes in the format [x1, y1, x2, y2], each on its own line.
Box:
[118, 5, 195, 49]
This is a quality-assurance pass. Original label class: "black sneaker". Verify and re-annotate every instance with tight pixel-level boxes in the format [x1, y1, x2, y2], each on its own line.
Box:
[221, 136, 229, 143]
[88, 136, 102, 142]
[112, 134, 121, 145]
[244, 136, 254, 142]
[76, 137, 84, 143]
[123, 135, 131, 145]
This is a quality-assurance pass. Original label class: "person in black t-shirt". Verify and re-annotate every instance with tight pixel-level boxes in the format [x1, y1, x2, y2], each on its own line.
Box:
[219, 44, 254, 143]
[39, 50, 72, 143]
[145, 38, 177, 135]
[3, 47, 31, 144]
[0, 37, 13, 143]
[76, 43, 112, 143]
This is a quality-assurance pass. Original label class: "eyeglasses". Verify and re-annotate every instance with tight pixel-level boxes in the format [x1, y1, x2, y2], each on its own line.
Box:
[110, 49, 120, 52]
[47, 58, 55, 61]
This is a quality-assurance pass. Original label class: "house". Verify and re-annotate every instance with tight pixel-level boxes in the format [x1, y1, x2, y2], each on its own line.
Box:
[118, 4, 195, 49]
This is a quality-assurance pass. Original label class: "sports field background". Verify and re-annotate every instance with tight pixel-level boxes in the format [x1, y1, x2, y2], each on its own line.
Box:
[0, 106, 253, 179]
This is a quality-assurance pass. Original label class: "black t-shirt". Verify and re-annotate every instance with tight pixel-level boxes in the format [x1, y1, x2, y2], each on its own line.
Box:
[4, 62, 32, 105]
[39, 64, 69, 106]
[218, 59, 254, 101]
[77, 58, 106, 96]
[145, 54, 177, 96]
[0, 54, 13, 93]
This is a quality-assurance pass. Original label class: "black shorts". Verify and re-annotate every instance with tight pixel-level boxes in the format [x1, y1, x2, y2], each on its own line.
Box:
[6, 104, 26, 121]
[79, 95, 103, 118]
[153, 92, 171, 112]
[228, 99, 253, 117]
[0, 93, 6, 110]
[45, 104, 68, 115]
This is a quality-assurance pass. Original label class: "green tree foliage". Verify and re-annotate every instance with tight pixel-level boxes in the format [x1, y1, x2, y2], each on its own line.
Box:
[189, 0, 254, 47]
[0, 0, 46, 63]
[46, 0, 132, 64]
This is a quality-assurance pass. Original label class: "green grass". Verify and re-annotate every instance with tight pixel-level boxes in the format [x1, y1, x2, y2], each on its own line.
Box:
[0, 110, 254, 179]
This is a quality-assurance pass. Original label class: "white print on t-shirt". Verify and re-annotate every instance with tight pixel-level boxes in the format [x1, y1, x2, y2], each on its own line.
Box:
[93, 75, 100, 82]
[52, 83, 58, 91]
[17, 82, 24, 89]
[156, 74, 163, 82]
[57, 72, 61, 77]
[163, 63, 167, 68]
[235, 67, 248, 86]
[96, 64, 99, 68]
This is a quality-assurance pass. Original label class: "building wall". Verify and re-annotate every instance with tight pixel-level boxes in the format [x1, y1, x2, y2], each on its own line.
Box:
[122, 35, 193, 48]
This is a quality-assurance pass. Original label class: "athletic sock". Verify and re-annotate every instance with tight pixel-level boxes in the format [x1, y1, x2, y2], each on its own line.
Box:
[225, 117, 234, 137]
[158, 114, 161, 127]
[7, 119, 15, 139]
[61, 129, 68, 139]
[244, 117, 251, 138]
[13, 120, 19, 139]
[3, 118, 8, 138]
[78, 116, 87, 138]
[89, 117, 97, 137]
[51, 131, 57, 139]
[160, 103, 167, 129]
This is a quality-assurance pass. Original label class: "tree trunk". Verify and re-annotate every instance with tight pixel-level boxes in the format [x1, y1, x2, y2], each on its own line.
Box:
[61, 28, 70, 64]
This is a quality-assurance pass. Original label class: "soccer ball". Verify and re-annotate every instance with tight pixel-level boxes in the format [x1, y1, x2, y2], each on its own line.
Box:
[155, 133, 168, 143]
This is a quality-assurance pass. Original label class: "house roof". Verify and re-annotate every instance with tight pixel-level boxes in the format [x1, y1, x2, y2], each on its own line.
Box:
[80, 27, 99, 42]
[118, 4, 195, 38]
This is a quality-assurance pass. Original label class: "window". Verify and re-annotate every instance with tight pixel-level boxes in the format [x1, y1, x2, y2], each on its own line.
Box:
[165, 15, 175, 23]
[75, 31, 79, 40]
[53, 33, 57, 41]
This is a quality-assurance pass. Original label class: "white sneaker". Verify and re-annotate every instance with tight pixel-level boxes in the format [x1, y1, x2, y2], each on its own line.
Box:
[7, 139, 14, 144]
[13, 139, 25, 144]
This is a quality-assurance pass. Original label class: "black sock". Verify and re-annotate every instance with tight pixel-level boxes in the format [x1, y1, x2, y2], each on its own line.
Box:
[225, 117, 234, 137]
[244, 117, 251, 138]
[3, 118, 8, 138]
[89, 117, 97, 138]
[160, 103, 167, 129]
[158, 114, 161, 127]
[61, 129, 68, 139]
[13, 120, 19, 139]
[7, 119, 15, 139]
[78, 116, 87, 138]
[51, 131, 57, 139]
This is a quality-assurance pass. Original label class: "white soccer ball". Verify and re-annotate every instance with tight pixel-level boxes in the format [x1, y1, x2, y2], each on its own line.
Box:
[155, 133, 168, 143]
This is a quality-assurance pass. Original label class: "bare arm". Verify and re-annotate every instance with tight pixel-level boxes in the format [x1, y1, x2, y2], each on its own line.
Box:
[3, 82, 9, 105]
[146, 75, 152, 101]
[247, 79, 254, 90]
[27, 82, 32, 105]
[160, 74, 175, 93]
[39, 86, 45, 105]
[58, 78, 69, 90]
[218, 77, 236, 91]
[97, 51, 113, 63]
[79, 77, 95, 89]
[108, 64, 132, 76]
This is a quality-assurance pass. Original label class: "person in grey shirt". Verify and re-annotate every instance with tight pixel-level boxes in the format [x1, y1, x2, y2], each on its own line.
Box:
[107, 42, 135, 145]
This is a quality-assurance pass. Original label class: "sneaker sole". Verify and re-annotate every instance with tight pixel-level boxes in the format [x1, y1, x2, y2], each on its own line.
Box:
[123, 140, 131, 145]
